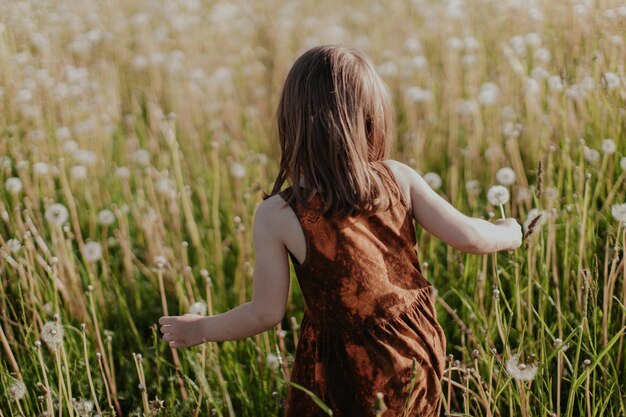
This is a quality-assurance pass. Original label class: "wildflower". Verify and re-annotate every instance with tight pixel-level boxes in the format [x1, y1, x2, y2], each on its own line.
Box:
[505, 353, 538, 381]
[7, 238, 21, 253]
[583, 146, 600, 164]
[188, 301, 207, 316]
[547, 75, 564, 92]
[73, 398, 94, 417]
[230, 162, 246, 179]
[70, 165, 88, 181]
[602, 72, 620, 90]
[156, 177, 174, 195]
[115, 166, 130, 179]
[7, 380, 26, 401]
[478, 83, 499, 105]
[45, 203, 69, 226]
[154, 255, 168, 268]
[524, 78, 540, 95]
[97, 209, 115, 226]
[82, 241, 103, 263]
[487, 185, 510, 205]
[496, 167, 516, 186]
[33, 162, 49, 176]
[423, 172, 442, 190]
[266, 353, 280, 371]
[620, 157, 626, 171]
[62, 140, 79, 153]
[465, 179, 481, 196]
[611, 204, 626, 223]
[523, 209, 547, 234]
[5, 177, 23, 193]
[73, 149, 97, 166]
[601, 138, 616, 155]
[405, 86, 433, 103]
[41, 321, 64, 350]
[133, 149, 151, 166]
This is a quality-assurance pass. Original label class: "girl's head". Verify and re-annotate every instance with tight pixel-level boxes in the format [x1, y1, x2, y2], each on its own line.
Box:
[269, 45, 394, 217]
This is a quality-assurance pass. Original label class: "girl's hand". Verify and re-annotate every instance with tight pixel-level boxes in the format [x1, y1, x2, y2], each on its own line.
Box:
[159, 315, 209, 348]
[494, 218, 522, 250]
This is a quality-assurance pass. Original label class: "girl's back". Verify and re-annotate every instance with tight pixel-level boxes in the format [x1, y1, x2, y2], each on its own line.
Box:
[280, 159, 446, 416]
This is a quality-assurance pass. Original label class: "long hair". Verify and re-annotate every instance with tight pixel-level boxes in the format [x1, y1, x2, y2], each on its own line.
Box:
[265, 45, 394, 217]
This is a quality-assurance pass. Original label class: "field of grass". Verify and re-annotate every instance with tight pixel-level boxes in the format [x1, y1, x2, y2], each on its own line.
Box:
[1, 0, 626, 415]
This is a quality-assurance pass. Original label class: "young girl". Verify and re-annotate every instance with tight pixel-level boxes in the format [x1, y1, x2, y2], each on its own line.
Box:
[159, 45, 522, 416]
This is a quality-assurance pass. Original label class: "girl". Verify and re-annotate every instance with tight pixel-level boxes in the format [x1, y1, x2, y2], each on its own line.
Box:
[159, 45, 522, 416]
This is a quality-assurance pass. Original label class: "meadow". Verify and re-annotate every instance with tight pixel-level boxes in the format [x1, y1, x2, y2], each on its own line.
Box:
[1, 0, 626, 415]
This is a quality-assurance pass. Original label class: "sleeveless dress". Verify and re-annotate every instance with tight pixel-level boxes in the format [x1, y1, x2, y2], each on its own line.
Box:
[278, 160, 447, 417]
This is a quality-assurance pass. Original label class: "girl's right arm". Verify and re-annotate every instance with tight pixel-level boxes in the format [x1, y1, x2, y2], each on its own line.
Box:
[386, 160, 522, 254]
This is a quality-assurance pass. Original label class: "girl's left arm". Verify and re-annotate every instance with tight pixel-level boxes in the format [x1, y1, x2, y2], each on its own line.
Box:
[159, 199, 291, 348]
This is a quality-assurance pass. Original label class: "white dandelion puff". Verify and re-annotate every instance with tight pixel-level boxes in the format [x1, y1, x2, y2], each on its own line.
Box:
[70, 165, 88, 181]
[4, 177, 23, 194]
[82, 241, 103, 263]
[230, 162, 246, 179]
[496, 167, 517, 186]
[41, 321, 64, 350]
[133, 149, 151, 166]
[98, 209, 115, 226]
[601, 138, 616, 155]
[73, 398, 94, 417]
[583, 146, 600, 164]
[523, 209, 547, 234]
[611, 204, 626, 223]
[7, 380, 26, 401]
[6, 239, 22, 254]
[465, 180, 481, 196]
[488, 185, 510, 218]
[602, 72, 620, 90]
[505, 353, 538, 381]
[188, 301, 207, 316]
[45, 203, 69, 226]
[423, 172, 442, 190]
[33, 162, 49, 176]
[115, 166, 130, 179]
[620, 157, 626, 171]
[478, 82, 499, 105]
[266, 353, 280, 371]
[487, 185, 510, 206]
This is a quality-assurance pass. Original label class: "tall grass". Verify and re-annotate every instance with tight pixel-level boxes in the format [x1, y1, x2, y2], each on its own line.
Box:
[0, 0, 625, 415]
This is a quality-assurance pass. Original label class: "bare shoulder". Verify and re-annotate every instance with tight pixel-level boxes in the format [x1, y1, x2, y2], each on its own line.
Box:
[380, 159, 414, 209]
[254, 194, 292, 228]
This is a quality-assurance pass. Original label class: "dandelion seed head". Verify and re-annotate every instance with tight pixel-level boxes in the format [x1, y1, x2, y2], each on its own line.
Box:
[505, 353, 538, 381]
[423, 172, 442, 190]
[73, 399, 94, 417]
[465, 179, 481, 196]
[7, 380, 26, 401]
[583, 146, 600, 164]
[97, 209, 115, 226]
[611, 204, 626, 223]
[230, 162, 246, 179]
[188, 301, 207, 316]
[82, 241, 103, 263]
[487, 185, 510, 206]
[5, 177, 23, 193]
[41, 321, 64, 350]
[496, 167, 516, 186]
[45, 203, 69, 226]
[266, 353, 280, 371]
[7, 238, 22, 253]
[115, 166, 130, 179]
[523, 208, 547, 234]
[33, 162, 49, 176]
[601, 138, 616, 155]
[70, 165, 88, 181]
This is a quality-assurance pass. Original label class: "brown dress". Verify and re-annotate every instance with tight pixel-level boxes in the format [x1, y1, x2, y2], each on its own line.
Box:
[279, 161, 447, 417]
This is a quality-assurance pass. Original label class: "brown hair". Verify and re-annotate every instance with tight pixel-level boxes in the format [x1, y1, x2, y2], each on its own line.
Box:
[265, 45, 394, 217]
